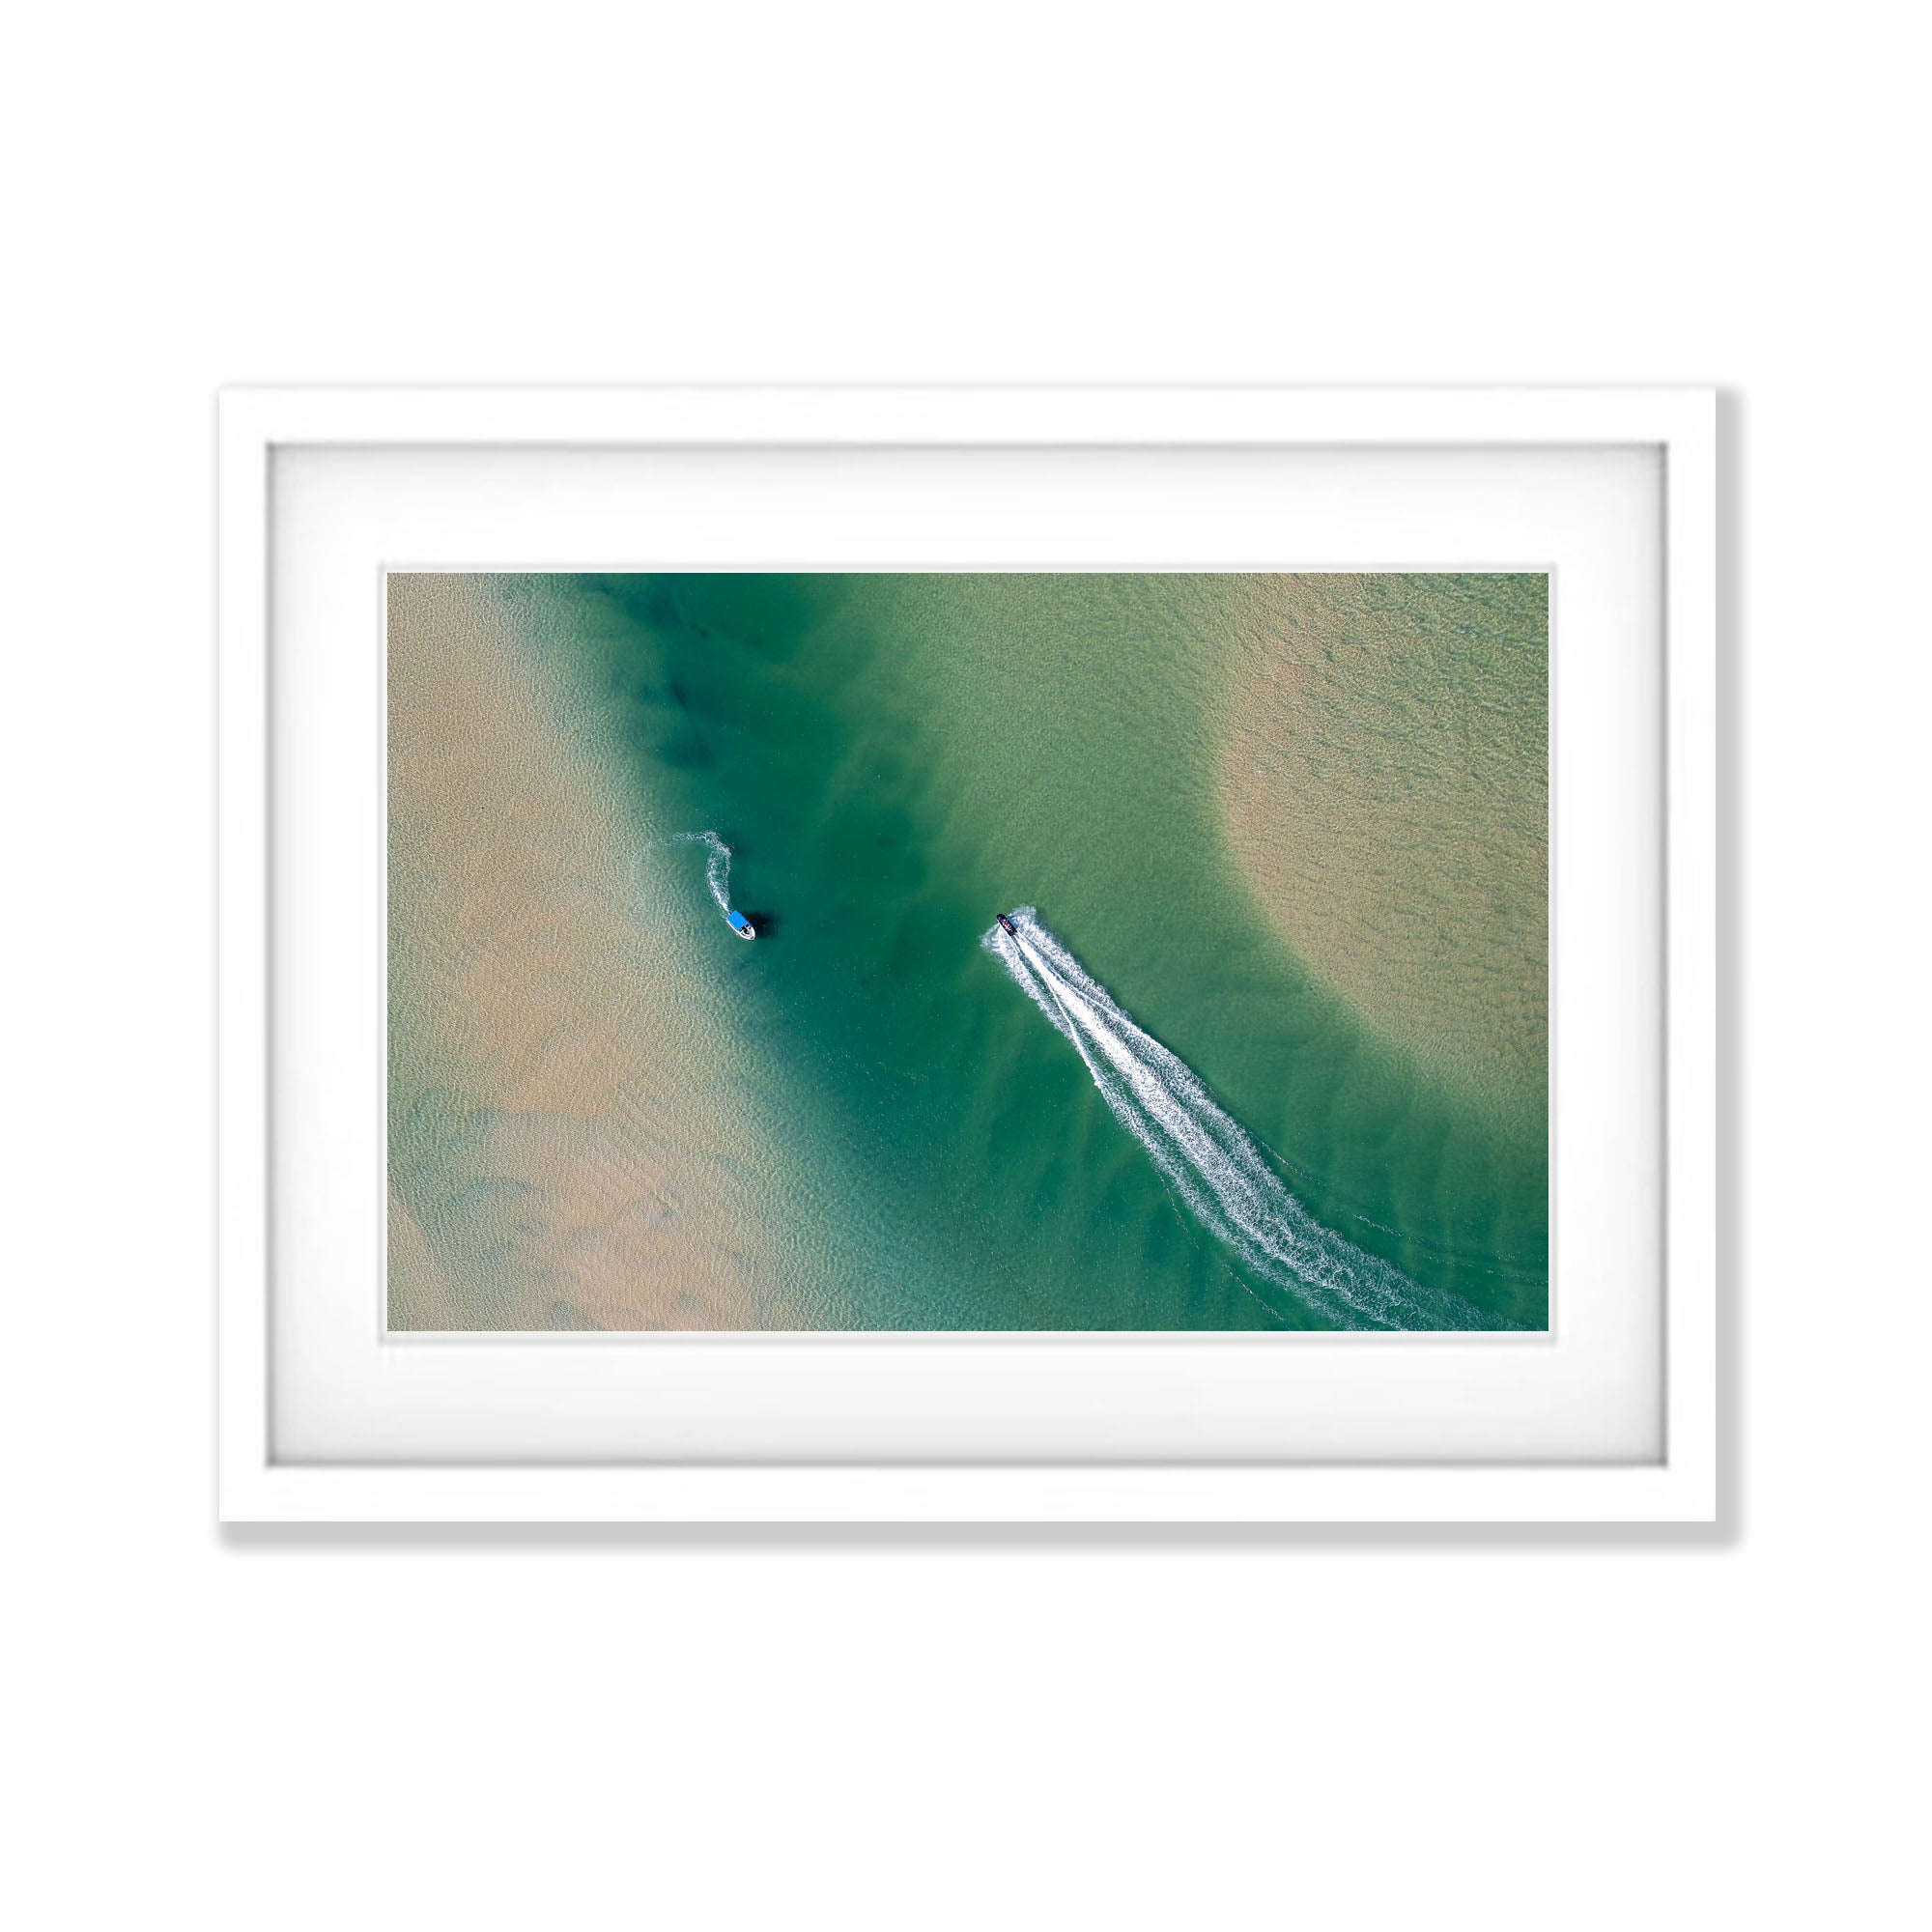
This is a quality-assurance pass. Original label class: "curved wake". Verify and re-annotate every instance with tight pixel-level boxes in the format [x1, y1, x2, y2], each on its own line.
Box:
[984, 907, 1512, 1330]
[650, 830, 736, 925]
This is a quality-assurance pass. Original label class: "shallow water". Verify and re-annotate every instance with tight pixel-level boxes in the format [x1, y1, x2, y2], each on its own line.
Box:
[493, 571, 1548, 1330]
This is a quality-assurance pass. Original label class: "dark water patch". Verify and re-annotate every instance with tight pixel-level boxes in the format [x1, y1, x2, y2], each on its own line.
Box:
[657, 726, 716, 770]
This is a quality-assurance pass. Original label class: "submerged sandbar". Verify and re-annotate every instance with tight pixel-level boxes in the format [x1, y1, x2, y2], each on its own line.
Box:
[386, 574, 793, 1330]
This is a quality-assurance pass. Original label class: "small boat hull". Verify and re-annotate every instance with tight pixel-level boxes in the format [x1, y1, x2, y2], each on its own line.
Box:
[726, 910, 756, 940]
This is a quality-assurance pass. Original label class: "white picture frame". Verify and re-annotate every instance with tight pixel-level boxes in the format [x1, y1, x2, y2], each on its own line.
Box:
[219, 385, 1717, 1523]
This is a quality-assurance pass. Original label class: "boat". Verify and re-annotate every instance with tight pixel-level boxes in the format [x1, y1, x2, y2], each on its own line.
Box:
[725, 909, 756, 940]
[996, 912, 1018, 937]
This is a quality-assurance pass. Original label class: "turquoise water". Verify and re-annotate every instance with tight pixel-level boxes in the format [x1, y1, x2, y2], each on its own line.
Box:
[538, 571, 1548, 1330]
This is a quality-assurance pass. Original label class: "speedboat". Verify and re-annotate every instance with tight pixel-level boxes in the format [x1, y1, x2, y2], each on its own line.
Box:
[996, 912, 1018, 937]
[726, 909, 756, 940]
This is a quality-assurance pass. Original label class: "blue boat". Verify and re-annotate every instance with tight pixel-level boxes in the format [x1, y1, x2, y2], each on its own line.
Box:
[725, 909, 756, 941]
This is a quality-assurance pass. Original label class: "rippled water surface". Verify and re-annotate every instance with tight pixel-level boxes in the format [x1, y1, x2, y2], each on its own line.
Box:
[393, 571, 1548, 1330]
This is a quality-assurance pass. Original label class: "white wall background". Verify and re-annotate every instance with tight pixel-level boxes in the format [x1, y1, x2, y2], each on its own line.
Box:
[4, 4, 1923, 1927]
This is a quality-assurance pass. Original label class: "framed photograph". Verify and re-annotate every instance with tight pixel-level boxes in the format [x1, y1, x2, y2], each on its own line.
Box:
[218, 385, 1716, 1521]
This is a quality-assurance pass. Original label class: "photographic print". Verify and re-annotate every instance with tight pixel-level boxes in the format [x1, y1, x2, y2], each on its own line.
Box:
[388, 571, 1548, 1332]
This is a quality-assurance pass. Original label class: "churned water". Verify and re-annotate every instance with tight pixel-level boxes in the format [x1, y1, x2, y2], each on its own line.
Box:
[984, 907, 1520, 1329]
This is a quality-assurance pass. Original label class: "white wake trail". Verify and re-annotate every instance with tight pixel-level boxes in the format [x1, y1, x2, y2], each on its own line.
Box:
[985, 907, 1507, 1330]
[650, 830, 735, 921]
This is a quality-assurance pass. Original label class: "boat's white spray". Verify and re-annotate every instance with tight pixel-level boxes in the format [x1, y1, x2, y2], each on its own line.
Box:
[984, 907, 1507, 1329]
[648, 830, 736, 925]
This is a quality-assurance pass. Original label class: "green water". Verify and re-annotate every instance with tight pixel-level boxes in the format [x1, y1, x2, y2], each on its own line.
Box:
[537, 571, 1548, 1330]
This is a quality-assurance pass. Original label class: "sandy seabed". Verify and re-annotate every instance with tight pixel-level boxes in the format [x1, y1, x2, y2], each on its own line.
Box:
[386, 574, 791, 1330]
[1216, 574, 1548, 1146]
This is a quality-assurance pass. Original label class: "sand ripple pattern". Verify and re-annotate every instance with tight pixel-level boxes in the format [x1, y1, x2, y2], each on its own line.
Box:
[986, 908, 1514, 1329]
[1218, 574, 1548, 1137]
